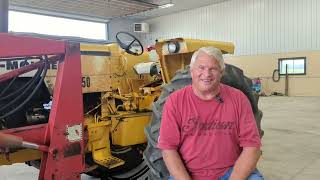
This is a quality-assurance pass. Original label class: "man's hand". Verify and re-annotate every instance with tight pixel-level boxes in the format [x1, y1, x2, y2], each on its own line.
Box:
[229, 147, 261, 180]
[162, 149, 192, 180]
[0, 133, 22, 148]
[0, 147, 9, 153]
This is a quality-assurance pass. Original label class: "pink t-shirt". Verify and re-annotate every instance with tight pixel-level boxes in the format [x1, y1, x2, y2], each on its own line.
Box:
[157, 84, 261, 180]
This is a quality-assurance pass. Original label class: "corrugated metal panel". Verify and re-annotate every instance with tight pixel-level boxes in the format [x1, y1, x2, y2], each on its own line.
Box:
[9, 0, 159, 21]
[144, 0, 320, 55]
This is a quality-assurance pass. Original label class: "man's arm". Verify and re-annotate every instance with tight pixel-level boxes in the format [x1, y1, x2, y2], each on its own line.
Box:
[229, 147, 261, 180]
[231, 91, 262, 180]
[162, 149, 192, 180]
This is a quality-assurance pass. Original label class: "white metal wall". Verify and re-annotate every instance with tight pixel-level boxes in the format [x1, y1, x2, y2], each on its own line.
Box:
[108, 18, 139, 42]
[142, 0, 320, 55]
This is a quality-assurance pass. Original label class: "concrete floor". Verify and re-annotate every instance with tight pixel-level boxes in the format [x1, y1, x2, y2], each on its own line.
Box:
[0, 96, 320, 179]
[0, 163, 97, 180]
[257, 96, 320, 180]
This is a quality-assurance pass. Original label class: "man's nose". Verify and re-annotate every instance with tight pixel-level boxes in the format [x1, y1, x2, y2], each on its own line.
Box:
[202, 69, 212, 76]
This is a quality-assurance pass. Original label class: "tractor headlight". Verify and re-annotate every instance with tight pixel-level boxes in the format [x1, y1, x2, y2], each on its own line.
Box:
[167, 41, 180, 54]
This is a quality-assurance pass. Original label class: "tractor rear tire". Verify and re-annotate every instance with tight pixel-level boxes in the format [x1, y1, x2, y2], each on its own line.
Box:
[143, 64, 263, 180]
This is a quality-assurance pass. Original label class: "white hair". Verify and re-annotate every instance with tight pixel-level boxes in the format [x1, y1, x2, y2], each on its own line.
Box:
[190, 46, 225, 71]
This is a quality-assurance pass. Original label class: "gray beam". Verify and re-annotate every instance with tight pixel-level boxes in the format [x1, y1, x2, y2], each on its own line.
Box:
[0, 0, 8, 32]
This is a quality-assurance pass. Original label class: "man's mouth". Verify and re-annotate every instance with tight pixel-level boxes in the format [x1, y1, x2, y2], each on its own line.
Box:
[201, 79, 212, 84]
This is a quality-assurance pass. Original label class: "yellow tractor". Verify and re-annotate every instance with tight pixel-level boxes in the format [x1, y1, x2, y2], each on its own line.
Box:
[0, 32, 262, 179]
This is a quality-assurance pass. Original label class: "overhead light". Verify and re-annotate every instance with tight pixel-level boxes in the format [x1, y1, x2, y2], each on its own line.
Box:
[158, 3, 174, 9]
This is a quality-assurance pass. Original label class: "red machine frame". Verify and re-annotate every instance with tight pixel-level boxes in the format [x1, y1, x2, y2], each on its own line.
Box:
[0, 33, 85, 179]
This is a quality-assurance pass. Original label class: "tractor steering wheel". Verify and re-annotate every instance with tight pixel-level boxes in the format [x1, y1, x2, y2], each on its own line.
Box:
[116, 32, 144, 56]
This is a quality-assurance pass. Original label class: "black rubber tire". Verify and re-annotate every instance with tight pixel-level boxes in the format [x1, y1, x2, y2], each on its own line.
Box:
[143, 64, 263, 180]
[85, 144, 149, 180]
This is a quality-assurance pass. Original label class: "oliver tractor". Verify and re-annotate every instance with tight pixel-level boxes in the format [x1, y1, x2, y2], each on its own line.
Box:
[0, 32, 262, 179]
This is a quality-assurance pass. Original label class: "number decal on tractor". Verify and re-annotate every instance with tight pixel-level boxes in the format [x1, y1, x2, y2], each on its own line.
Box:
[82, 77, 91, 87]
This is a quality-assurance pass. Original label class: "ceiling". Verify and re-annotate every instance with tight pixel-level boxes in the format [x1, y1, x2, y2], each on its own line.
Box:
[8, 0, 230, 22]
[9, 0, 160, 22]
[129, 0, 230, 20]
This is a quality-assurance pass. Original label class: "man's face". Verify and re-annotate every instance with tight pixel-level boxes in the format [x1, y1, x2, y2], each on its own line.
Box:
[190, 52, 223, 94]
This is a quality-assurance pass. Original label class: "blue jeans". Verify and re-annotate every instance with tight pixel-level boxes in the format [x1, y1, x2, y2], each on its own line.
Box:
[218, 167, 264, 180]
[169, 167, 264, 180]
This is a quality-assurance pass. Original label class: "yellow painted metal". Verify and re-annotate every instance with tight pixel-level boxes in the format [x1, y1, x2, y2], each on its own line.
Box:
[155, 38, 235, 83]
[80, 43, 152, 94]
[122, 52, 151, 78]
[46, 43, 152, 94]
[80, 43, 127, 56]
[87, 118, 124, 169]
[80, 43, 113, 52]
[111, 112, 151, 146]
[140, 85, 162, 95]
[0, 149, 42, 165]
[184, 39, 235, 54]
[101, 91, 157, 112]
[136, 94, 157, 111]
[161, 52, 194, 84]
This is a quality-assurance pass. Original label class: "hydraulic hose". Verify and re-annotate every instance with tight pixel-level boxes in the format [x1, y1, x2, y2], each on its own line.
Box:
[0, 64, 44, 112]
[0, 77, 17, 97]
[272, 69, 280, 82]
[0, 65, 43, 102]
[0, 60, 49, 120]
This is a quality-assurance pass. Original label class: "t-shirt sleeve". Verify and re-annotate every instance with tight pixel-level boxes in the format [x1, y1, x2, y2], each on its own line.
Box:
[238, 93, 261, 148]
[157, 96, 181, 150]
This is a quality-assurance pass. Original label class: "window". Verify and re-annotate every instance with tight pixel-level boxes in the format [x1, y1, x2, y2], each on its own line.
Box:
[9, 11, 107, 40]
[278, 57, 306, 75]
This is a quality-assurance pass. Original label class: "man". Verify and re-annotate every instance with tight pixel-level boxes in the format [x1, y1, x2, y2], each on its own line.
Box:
[0, 132, 22, 148]
[157, 47, 263, 180]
